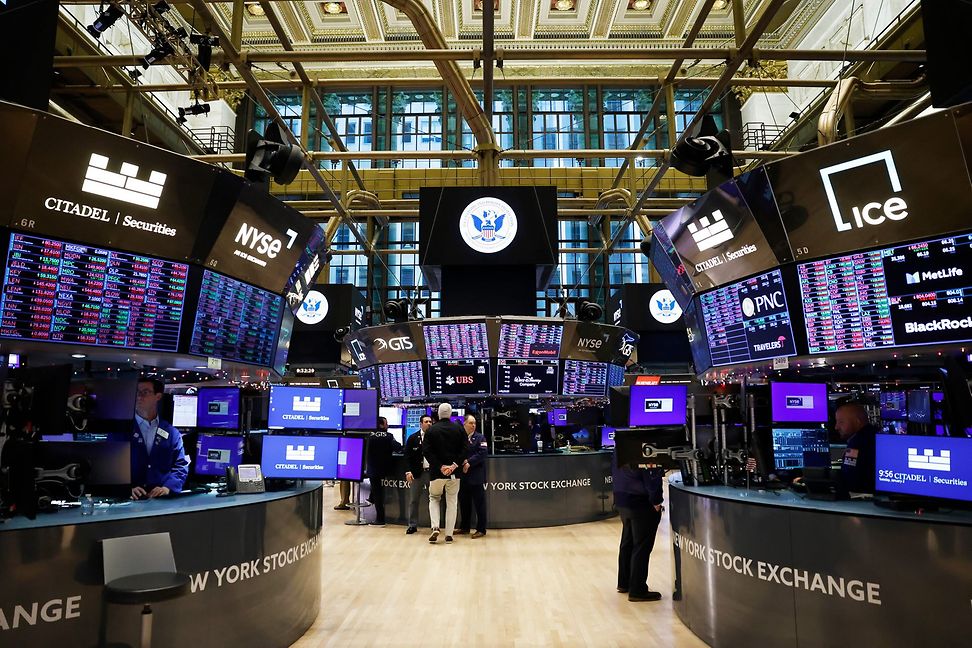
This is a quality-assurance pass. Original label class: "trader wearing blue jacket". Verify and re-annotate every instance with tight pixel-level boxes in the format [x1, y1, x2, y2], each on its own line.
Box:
[457, 414, 488, 538]
[612, 454, 664, 602]
[131, 378, 188, 499]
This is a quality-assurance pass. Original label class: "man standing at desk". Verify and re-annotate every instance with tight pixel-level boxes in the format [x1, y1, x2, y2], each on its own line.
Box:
[131, 377, 188, 499]
[835, 401, 879, 494]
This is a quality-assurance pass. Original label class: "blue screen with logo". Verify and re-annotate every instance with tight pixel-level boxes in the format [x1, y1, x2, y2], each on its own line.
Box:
[260, 434, 340, 479]
[698, 269, 797, 367]
[195, 434, 244, 477]
[770, 382, 828, 423]
[628, 385, 688, 427]
[342, 388, 378, 430]
[268, 386, 343, 430]
[196, 387, 241, 430]
[876, 434, 972, 502]
[601, 426, 616, 448]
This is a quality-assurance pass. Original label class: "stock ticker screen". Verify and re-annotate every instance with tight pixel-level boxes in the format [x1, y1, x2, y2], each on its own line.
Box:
[378, 361, 426, 401]
[0, 232, 187, 351]
[428, 359, 491, 396]
[495, 359, 558, 396]
[798, 233, 972, 353]
[423, 321, 489, 360]
[698, 269, 797, 367]
[561, 360, 608, 398]
[498, 321, 563, 359]
[190, 270, 284, 366]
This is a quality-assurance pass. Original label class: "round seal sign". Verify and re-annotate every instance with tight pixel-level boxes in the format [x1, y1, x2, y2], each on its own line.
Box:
[648, 289, 682, 324]
[458, 196, 518, 254]
[297, 290, 329, 325]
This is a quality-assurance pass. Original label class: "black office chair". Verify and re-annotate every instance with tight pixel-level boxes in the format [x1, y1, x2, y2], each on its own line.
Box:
[102, 532, 190, 648]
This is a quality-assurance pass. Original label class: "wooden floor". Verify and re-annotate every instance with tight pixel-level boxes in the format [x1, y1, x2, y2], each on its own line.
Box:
[291, 484, 707, 648]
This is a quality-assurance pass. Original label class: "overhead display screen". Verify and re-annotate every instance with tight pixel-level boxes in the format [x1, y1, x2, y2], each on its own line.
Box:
[608, 363, 625, 388]
[498, 320, 563, 359]
[423, 321, 489, 360]
[344, 322, 424, 368]
[698, 269, 797, 367]
[496, 359, 558, 396]
[268, 385, 343, 430]
[560, 321, 622, 362]
[682, 302, 713, 374]
[0, 233, 187, 351]
[378, 361, 426, 401]
[764, 110, 972, 261]
[771, 382, 829, 423]
[342, 388, 378, 430]
[428, 359, 490, 396]
[659, 179, 782, 290]
[649, 224, 696, 309]
[876, 434, 972, 503]
[798, 233, 972, 354]
[561, 360, 609, 398]
[196, 387, 241, 430]
[189, 270, 284, 367]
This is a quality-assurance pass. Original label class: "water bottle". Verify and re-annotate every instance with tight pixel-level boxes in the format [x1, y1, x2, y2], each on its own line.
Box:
[535, 433, 543, 453]
[80, 494, 94, 516]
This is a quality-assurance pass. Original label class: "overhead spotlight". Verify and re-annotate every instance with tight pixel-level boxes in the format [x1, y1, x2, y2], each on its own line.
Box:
[333, 326, 350, 343]
[87, 3, 125, 39]
[140, 39, 175, 68]
[670, 114, 733, 179]
[244, 124, 305, 186]
[177, 102, 210, 124]
[382, 299, 410, 323]
[577, 300, 603, 323]
[190, 33, 220, 71]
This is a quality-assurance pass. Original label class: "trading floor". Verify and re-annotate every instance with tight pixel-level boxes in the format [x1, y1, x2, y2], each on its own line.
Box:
[293, 485, 703, 648]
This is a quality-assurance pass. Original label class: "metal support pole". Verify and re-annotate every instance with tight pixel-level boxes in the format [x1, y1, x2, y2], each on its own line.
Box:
[689, 394, 699, 486]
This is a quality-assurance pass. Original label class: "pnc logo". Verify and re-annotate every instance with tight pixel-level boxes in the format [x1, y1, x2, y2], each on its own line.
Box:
[741, 290, 784, 318]
[375, 336, 414, 352]
[819, 150, 908, 232]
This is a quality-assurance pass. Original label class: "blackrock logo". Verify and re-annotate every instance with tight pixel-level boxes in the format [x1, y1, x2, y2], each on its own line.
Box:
[649, 289, 682, 324]
[297, 290, 329, 325]
[819, 150, 908, 232]
[907, 448, 950, 472]
[904, 316, 972, 334]
[458, 196, 518, 254]
[741, 290, 784, 318]
[905, 267, 963, 285]
[687, 209, 733, 251]
[82, 153, 166, 209]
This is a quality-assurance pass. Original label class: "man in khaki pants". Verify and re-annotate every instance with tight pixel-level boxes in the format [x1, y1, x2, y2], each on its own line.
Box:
[421, 403, 468, 544]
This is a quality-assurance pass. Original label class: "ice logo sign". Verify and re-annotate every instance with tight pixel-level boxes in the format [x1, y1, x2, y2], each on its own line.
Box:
[459, 197, 518, 254]
[908, 448, 950, 472]
[819, 150, 908, 232]
[297, 290, 329, 325]
[82, 153, 167, 209]
[649, 289, 682, 324]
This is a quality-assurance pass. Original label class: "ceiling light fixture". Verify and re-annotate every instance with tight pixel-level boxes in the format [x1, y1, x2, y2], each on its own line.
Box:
[322, 2, 343, 13]
[87, 3, 125, 39]
[554, 0, 575, 11]
[713, 0, 729, 9]
[631, 0, 651, 11]
[245, 3, 266, 17]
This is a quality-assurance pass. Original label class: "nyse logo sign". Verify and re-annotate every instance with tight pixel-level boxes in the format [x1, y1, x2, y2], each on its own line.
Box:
[233, 223, 298, 268]
[286, 445, 315, 461]
[293, 396, 321, 413]
[644, 398, 674, 413]
[375, 336, 414, 352]
[649, 289, 682, 324]
[82, 153, 167, 210]
[819, 150, 908, 232]
[786, 395, 814, 410]
[907, 448, 950, 472]
[741, 290, 784, 318]
[207, 449, 231, 463]
[688, 210, 733, 251]
[577, 337, 605, 350]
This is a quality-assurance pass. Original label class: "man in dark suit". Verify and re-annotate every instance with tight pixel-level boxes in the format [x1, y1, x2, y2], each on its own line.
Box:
[457, 414, 489, 538]
[421, 403, 468, 544]
[612, 454, 665, 602]
[366, 416, 402, 527]
[403, 414, 433, 534]
[131, 377, 188, 499]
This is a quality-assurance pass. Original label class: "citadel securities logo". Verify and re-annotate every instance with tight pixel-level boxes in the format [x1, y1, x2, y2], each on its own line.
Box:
[292, 396, 322, 413]
[296, 290, 329, 325]
[82, 153, 167, 209]
[458, 196, 518, 254]
[908, 448, 950, 472]
[285, 445, 315, 461]
[649, 289, 682, 324]
[819, 150, 908, 232]
[688, 210, 733, 251]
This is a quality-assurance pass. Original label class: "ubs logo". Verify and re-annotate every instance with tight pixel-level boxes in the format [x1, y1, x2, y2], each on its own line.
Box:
[296, 290, 328, 325]
[819, 150, 908, 232]
[741, 290, 784, 318]
[649, 289, 682, 324]
[375, 336, 413, 352]
[458, 197, 518, 254]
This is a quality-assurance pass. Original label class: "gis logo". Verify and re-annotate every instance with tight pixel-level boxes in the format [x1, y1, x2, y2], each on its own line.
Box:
[819, 150, 908, 232]
[375, 336, 413, 352]
[741, 290, 784, 318]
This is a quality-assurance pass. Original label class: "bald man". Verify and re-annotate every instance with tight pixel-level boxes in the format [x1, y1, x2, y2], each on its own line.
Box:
[835, 402, 879, 494]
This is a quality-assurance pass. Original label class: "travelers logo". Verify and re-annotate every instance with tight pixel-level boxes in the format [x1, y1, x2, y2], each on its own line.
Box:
[297, 290, 329, 325]
[82, 153, 166, 209]
[907, 448, 950, 472]
[459, 197, 518, 254]
[649, 289, 682, 324]
[818, 150, 908, 232]
[687, 210, 733, 251]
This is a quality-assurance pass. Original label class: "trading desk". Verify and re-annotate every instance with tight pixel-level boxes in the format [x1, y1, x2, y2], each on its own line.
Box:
[1, 482, 323, 648]
[669, 477, 972, 648]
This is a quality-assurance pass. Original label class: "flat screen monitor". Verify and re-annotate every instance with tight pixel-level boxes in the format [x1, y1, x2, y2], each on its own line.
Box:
[172, 394, 197, 428]
[497, 320, 563, 360]
[547, 408, 568, 426]
[880, 391, 908, 421]
[268, 385, 343, 430]
[649, 224, 696, 309]
[496, 359, 558, 396]
[423, 321, 489, 360]
[628, 385, 688, 427]
[336, 436, 366, 481]
[357, 365, 377, 390]
[68, 374, 140, 434]
[342, 389, 378, 430]
[907, 390, 932, 424]
[770, 382, 828, 423]
[38, 441, 131, 486]
[405, 407, 429, 432]
[770, 427, 830, 471]
[601, 426, 616, 448]
[570, 428, 593, 445]
[387, 428, 404, 445]
[379, 406, 404, 428]
[608, 363, 625, 388]
[883, 420, 908, 435]
[698, 269, 797, 367]
[377, 361, 426, 401]
[260, 434, 340, 479]
[561, 360, 608, 398]
[614, 427, 688, 469]
[189, 270, 284, 367]
[196, 387, 241, 430]
[428, 359, 490, 397]
[0, 233, 188, 352]
[195, 434, 244, 477]
[798, 232, 972, 355]
[875, 434, 972, 502]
